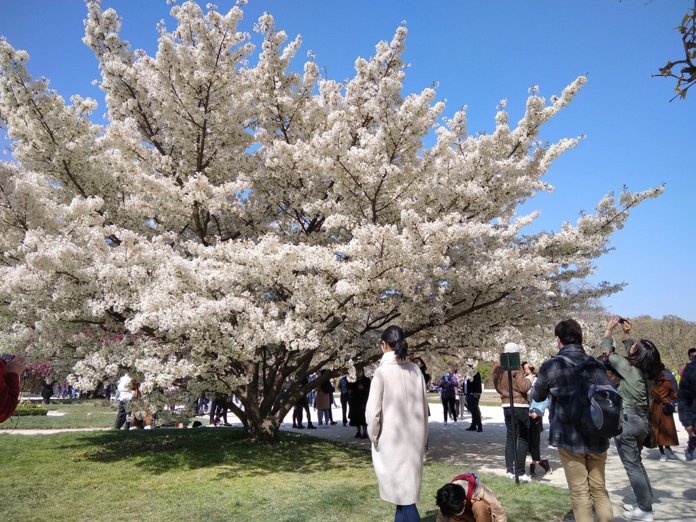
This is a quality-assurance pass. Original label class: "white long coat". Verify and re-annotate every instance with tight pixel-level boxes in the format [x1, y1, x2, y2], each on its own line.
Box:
[366, 351, 429, 505]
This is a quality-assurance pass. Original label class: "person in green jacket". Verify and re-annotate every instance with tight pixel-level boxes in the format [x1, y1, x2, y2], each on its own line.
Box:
[601, 316, 663, 522]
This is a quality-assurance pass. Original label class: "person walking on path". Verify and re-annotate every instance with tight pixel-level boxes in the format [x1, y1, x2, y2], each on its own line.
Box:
[678, 347, 696, 461]
[349, 367, 370, 438]
[650, 365, 679, 462]
[465, 367, 483, 432]
[439, 369, 459, 424]
[532, 318, 614, 522]
[492, 342, 532, 482]
[366, 325, 429, 522]
[113, 374, 135, 430]
[602, 316, 662, 522]
[338, 374, 351, 427]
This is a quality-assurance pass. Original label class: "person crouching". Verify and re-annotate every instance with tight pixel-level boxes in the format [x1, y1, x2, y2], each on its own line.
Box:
[435, 472, 506, 522]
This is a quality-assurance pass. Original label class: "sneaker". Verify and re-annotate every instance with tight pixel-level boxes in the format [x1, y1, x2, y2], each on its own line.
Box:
[623, 506, 654, 521]
[686, 447, 694, 461]
[666, 447, 677, 459]
[659, 454, 667, 462]
[624, 503, 634, 512]
[506, 473, 531, 482]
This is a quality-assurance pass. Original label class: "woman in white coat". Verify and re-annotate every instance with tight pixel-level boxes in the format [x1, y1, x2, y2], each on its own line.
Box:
[366, 325, 429, 522]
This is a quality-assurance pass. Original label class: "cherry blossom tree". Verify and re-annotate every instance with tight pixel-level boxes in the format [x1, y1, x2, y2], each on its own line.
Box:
[0, 1, 662, 442]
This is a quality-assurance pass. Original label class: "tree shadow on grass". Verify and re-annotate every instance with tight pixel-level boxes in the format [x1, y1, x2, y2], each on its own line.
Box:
[70, 427, 372, 476]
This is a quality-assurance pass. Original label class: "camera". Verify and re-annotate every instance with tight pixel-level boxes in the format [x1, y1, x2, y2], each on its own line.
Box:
[618, 318, 626, 324]
[1, 353, 15, 362]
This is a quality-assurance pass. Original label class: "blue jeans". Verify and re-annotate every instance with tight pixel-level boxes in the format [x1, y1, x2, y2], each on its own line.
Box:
[394, 504, 420, 522]
[615, 408, 653, 512]
[503, 407, 530, 475]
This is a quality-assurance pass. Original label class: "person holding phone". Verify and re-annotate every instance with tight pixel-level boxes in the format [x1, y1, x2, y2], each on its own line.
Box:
[1, 352, 27, 423]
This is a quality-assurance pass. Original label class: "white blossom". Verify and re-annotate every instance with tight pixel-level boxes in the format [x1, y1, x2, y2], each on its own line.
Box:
[0, 1, 662, 441]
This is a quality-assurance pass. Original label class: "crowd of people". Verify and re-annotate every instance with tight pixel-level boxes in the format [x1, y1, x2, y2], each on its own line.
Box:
[358, 317, 695, 522]
[3, 316, 696, 522]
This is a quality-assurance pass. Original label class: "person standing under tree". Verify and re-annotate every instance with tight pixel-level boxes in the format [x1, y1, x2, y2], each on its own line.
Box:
[349, 367, 370, 439]
[492, 343, 532, 482]
[366, 325, 429, 522]
[338, 373, 351, 427]
[465, 366, 483, 432]
[439, 369, 459, 425]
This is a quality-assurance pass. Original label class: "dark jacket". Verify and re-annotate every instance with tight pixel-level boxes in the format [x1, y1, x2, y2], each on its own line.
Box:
[466, 371, 482, 395]
[0, 360, 20, 423]
[439, 373, 459, 400]
[678, 356, 696, 429]
[532, 344, 610, 454]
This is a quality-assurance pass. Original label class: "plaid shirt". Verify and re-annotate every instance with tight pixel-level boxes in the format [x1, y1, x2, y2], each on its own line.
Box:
[531, 344, 610, 454]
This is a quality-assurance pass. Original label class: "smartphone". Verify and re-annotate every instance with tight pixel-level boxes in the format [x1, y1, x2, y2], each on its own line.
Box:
[1, 353, 15, 362]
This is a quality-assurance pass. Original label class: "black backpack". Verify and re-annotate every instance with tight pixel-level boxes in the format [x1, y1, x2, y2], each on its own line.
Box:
[555, 354, 623, 438]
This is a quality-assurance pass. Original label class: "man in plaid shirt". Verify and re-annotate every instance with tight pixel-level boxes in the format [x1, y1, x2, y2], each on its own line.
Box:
[531, 319, 614, 522]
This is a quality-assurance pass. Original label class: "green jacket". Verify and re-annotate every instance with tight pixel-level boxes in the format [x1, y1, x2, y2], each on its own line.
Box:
[600, 337, 652, 411]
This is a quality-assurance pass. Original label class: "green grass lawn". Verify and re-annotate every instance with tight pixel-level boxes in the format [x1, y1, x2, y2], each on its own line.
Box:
[2, 399, 119, 429]
[0, 427, 572, 522]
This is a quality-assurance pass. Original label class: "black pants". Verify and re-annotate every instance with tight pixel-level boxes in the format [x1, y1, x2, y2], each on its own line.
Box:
[529, 415, 543, 461]
[210, 399, 228, 424]
[503, 407, 530, 475]
[466, 394, 482, 430]
[114, 400, 130, 430]
[340, 393, 350, 424]
[441, 397, 457, 422]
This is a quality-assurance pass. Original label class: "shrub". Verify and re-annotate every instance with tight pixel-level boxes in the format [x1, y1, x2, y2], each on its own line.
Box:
[14, 405, 49, 416]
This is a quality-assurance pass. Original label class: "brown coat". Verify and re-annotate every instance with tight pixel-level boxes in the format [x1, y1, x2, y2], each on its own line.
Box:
[492, 363, 531, 407]
[649, 374, 679, 447]
[315, 388, 331, 410]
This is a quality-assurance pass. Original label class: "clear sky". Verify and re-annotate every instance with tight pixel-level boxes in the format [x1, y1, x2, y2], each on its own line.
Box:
[1, 0, 694, 321]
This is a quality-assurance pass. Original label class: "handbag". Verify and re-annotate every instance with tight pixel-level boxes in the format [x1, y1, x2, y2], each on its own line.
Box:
[661, 402, 675, 415]
[642, 378, 657, 449]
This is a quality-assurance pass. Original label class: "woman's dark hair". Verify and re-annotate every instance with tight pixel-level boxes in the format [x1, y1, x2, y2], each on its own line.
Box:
[627, 339, 662, 381]
[381, 325, 409, 361]
[435, 483, 466, 517]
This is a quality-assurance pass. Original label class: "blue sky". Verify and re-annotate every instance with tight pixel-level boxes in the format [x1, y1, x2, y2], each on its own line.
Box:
[1, 0, 694, 321]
